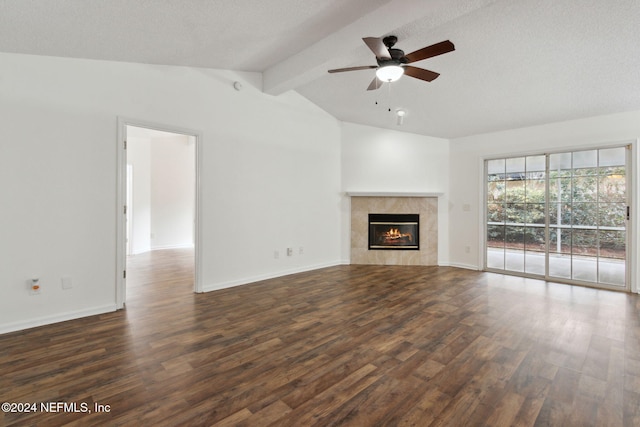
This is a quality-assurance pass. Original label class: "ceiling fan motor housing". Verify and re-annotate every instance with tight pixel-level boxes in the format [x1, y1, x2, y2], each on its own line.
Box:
[382, 35, 398, 48]
[376, 48, 407, 67]
[390, 48, 407, 62]
[380, 35, 408, 64]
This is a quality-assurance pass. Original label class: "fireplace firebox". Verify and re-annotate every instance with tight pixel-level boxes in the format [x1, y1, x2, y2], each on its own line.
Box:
[368, 214, 419, 250]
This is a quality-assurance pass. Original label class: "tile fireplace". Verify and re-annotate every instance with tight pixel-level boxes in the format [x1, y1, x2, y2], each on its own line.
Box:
[348, 193, 439, 266]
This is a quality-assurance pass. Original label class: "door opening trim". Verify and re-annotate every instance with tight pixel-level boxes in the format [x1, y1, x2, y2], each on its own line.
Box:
[116, 117, 203, 309]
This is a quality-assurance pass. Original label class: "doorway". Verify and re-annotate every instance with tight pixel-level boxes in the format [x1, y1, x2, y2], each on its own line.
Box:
[116, 119, 202, 308]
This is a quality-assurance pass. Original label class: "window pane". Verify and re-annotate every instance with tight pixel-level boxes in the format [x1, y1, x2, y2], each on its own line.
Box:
[506, 180, 525, 203]
[487, 225, 505, 270]
[487, 247, 505, 270]
[525, 179, 546, 203]
[487, 173, 503, 182]
[526, 171, 546, 181]
[598, 203, 626, 228]
[525, 250, 545, 275]
[549, 254, 571, 279]
[549, 203, 571, 226]
[549, 228, 571, 254]
[599, 173, 625, 202]
[506, 250, 525, 272]
[599, 147, 626, 167]
[548, 177, 571, 202]
[599, 230, 626, 259]
[505, 226, 524, 247]
[524, 227, 545, 252]
[487, 204, 505, 223]
[550, 152, 571, 171]
[573, 150, 597, 170]
[526, 203, 545, 225]
[599, 258, 625, 286]
[505, 203, 526, 224]
[571, 203, 597, 227]
[549, 227, 571, 279]
[506, 157, 525, 173]
[600, 166, 626, 176]
[524, 227, 545, 275]
[573, 256, 597, 282]
[526, 155, 546, 172]
[487, 158, 505, 175]
[487, 225, 505, 248]
[488, 180, 505, 203]
[573, 229, 597, 257]
[572, 176, 597, 202]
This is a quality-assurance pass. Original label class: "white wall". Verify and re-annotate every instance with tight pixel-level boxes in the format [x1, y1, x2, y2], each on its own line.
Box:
[127, 136, 151, 254]
[127, 131, 194, 253]
[340, 122, 450, 265]
[149, 134, 195, 250]
[448, 111, 640, 291]
[0, 52, 342, 332]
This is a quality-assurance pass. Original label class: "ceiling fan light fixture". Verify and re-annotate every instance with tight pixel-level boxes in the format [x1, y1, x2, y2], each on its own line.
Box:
[376, 65, 404, 82]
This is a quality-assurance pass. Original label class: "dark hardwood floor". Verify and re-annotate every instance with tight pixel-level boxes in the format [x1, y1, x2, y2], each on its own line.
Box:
[1, 248, 640, 426]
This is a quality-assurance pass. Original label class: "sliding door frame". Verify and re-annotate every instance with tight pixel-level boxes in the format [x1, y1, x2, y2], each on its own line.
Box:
[481, 140, 637, 293]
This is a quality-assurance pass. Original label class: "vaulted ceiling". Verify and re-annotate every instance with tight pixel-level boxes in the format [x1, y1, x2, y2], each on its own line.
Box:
[1, 0, 639, 138]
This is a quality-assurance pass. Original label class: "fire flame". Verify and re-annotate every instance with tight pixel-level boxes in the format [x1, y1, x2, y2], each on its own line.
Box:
[384, 228, 412, 242]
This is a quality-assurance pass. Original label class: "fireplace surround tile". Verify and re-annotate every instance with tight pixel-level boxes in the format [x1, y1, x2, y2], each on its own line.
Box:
[350, 196, 437, 266]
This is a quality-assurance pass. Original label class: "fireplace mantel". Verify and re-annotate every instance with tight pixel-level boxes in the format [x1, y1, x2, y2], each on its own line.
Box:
[346, 191, 443, 197]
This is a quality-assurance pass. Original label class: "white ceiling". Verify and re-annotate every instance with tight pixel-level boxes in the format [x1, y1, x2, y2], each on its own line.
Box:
[1, 0, 639, 138]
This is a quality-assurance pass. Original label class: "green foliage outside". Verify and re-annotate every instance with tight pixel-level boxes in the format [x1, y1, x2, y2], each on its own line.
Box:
[487, 167, 626, 255]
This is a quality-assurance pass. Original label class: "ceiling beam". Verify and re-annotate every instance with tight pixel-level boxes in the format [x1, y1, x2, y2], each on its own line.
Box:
[262, 0, 498, 96]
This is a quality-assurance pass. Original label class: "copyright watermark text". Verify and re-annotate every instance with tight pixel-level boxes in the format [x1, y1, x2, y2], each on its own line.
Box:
[2, 401, 111, 414]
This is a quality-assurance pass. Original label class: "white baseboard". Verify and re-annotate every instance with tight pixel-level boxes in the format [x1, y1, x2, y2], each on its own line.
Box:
[0, 304, 118, 335]
[445, 262, 481, 271]
[150, 244, 194, 251]
[202, 260, 343, 293]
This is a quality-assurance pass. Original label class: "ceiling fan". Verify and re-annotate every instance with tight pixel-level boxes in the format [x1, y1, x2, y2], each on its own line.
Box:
[328, 36, 455, 90]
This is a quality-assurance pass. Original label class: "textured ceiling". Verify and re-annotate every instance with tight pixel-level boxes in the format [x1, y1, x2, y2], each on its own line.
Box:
[1, 0, 639, 138]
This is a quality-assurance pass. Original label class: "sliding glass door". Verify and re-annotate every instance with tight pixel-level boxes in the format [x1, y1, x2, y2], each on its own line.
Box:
[486, 146, 629, 290]
[487, 155, 547, 275]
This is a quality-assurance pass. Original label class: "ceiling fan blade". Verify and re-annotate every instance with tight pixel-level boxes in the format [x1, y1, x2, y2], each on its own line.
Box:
[366, 77, 382, 91]
[404, 40, 455, 63]
[328, 65, 377, 73]
[363, 37, 391, 60]
[403, 66, 440, 82]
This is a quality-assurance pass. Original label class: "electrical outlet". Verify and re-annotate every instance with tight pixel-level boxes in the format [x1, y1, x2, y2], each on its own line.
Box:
[299, 247, 304, 255]
[287, 248, 293, 256]
[274, 250, 279, 259]
[465, 246, 471, 254]
[29, 278, 41, 295]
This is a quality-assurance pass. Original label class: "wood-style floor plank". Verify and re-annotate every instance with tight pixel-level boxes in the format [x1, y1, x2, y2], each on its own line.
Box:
[1, 248, 640, 426]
